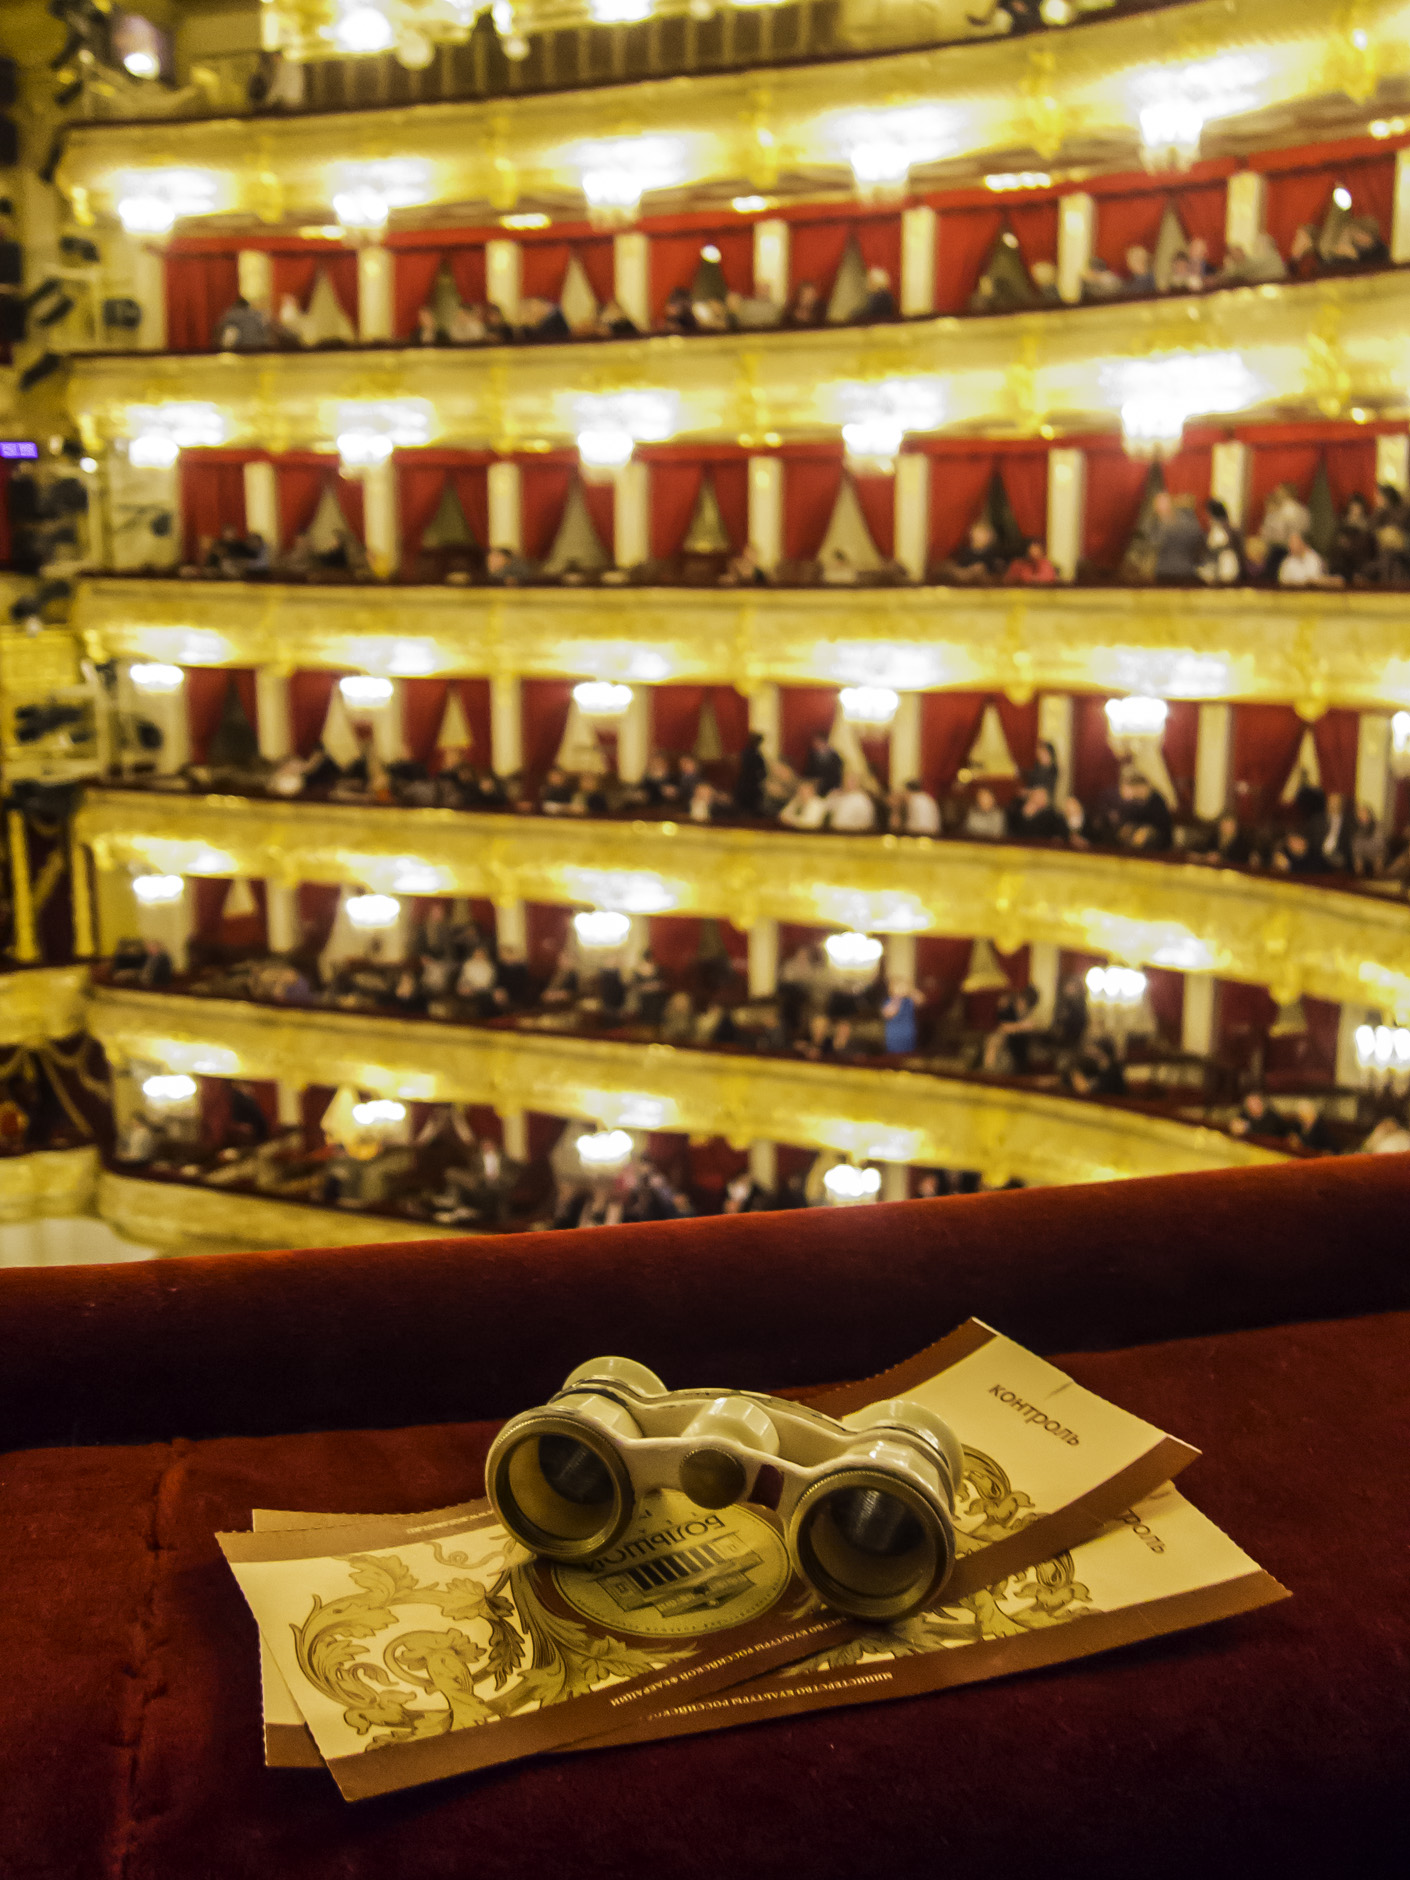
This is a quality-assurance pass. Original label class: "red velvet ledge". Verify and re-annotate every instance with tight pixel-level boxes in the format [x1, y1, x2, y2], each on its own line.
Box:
[0, 1157, 1406, 1880]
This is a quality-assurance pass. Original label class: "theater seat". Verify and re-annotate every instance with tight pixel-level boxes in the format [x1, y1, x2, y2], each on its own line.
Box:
[1, 1154, 1405, 1880]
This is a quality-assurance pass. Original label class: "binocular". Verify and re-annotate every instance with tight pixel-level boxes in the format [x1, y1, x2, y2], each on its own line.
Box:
[485, 1357, 963, 1623]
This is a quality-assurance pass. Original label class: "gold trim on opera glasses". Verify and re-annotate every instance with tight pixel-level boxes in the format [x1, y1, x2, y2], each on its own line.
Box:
[485, 1356, 963, 1624]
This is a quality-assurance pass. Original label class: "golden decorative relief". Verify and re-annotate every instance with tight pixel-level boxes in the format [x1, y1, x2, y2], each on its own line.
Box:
[0, 1147, 99, 1224]
[95, 1166, 446, 1253]
[85, 986, 1287, 1190]
[71, 576, 1410, 714]
[0, 967, 92, 1046]
[75, 789, 1410, 1013]
[56, 0, 1409, 222]
[64, 268, 1410, 449]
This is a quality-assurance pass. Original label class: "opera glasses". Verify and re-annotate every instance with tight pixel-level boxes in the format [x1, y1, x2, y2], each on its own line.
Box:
[485, 1357, 963, 1623]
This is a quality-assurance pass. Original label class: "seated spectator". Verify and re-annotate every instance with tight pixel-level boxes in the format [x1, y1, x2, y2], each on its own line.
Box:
[778, 778, 828, 830]
[687, 780, 723, 823]
[890, 778, 941, 835]
[1030, 261, 1061, 306]
[822, 548, 860, 587]
[632, 751, 679, 810]
[1008, 784, 1066, 842]
[1152, 491, 1206, 584]
[1228, 1091, 1296, 1139]
[782, 282, 823, 327]
[824, 771, 878, 832]
[858, 267, 898, 321]
[1329, 493, 1376, 583]
[720, 544, 770, 587]
[1189, 810, 1259, 868]
[1114, 774, 1173, 851]
[1123, 245, 1155, 296]
[213, 295, 272, 350]
[1291, 1099, 1336, 1154]
[413, 306, 441, 346]
[537, 766, 584, 816]
[1242, 535, 1271, 583]
[1277, 530, 1330, 587]
[1260, 483, 1312, 576]
[1288, 224, 1321, 281]
[1022, 740, 1060, 796]
[1061, 794, 1090, 846]
[1271, 829, 1320, 875]
[1066, 1038, 1126, 1097]
[1328, 217, 1389, 270]
[663, 287, 696, 334]
[1363, 523, 1410, 586]
[594, 299, 638, 338]
[982, 983, 1042, 1073]
[1081, 256, 1124, 301]
[803, 732, 843, 797]
[733, 731, 768, 816]
[480, 303, 511, 343]
[1373, 482, 1406, 531]
[446, 304, 488, 345]
[1004, 537, 1058, 585]
[516, 297, 570, 342]
[1229, 232, 1288, 284]
[942, 519, 1009, 584]
[882, 977, 918, 1054]
[693, 296, 730, 332]
[1350, 803, 1386, 876]
[1050, 974, 1088, 1050]
[485, 545, 534, 585]
[726, 288, 781, 330]
[1198, 498, 1243, 585]
[1185, 237, 1215, 285]
[962, 785, 1006, 839]
[1362, 1111, 1410, 1154]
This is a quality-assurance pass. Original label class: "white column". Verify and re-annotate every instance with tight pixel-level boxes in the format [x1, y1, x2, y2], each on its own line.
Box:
[1037, 693, 1074, 800]
[255, 668, 291, 761]
[613, 230, 650, 331]
[1046, 448, 1084, 580]
[486, 240, 522, 322]
[1057, 193, 1094, 306]
[276, 1081, 302, 1128]
[1182, 974, 1216, 1057]
[1355, 712, 1393, 822]
[237, 249, 273, 312]
[361, 460, 397, 579]
[1393, 150, 1410, 264]
[356, 244, 393, 342]
[133, 242, 167, 350]
[136, 880, 192, 970]
[748, 456, 783, 570]
[499, 1107, 529, 1161]
[487, 460, 522, 553]
[266, 882, 298, 953]
[1375, 432, 1409, 493]
[753, 218, 789, 310]
[242, 459, 278, 548]
[490, 675, 522, 777]
[495, 899, 528, 960]
[748, 918, 778, 997]
[1337, 1003, 1370, 1087]
[893, 452, 930, 580]
[885, 933, 917, 983]
[617, 686, 650, 783]
[129, 664, 190, 771]
[367, 680, 406, 763]
[1029, 941, 1059, 1025]
[1210, 441, 1250, 527]
[1194, 703, 1233, 819]
[614, 458, 649, 570]
[900, 205, 937, 316]
[748, 682, 779, 760]
[1225, 170, 1267, 257]
[748, 1139, 777, 1190]
[890, 691, 921, 787]
[881, 1162, 909, 1202]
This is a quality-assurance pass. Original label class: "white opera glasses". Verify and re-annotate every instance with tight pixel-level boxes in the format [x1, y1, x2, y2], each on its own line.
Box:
[486, 1355, 962, 1623]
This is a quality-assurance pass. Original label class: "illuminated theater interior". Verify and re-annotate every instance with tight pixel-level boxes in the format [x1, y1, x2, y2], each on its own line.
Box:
[0, 0, 1407, 1259]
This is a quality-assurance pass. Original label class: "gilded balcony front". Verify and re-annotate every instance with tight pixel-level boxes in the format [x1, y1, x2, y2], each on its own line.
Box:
[75, 791, 1410, 1012]
[85, 985, 1287, 1188]
[71, 575, 1410, 713]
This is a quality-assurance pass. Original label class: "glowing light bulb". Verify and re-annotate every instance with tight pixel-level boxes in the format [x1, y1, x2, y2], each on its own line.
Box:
[823, 1164, 882, 1202]
[123, 49, 160, 78]
[1105, 695, 1169, 738]
[573, 681, 633, 717]
[350, 1098, 407, 1127]
[128, 662, 183, 694]
[132, 874, 183, 905]
[142, 1073, 197, 1105]
[577, 426, 634, 472]
[333, 6, 395, 54]
[576, 1127, 633, 1169]
[824, 932, 884, 972]
[573, 910, 632, 949]
[346, 892, 400, 930]
[339, 675, 395, 707]
[838, 686, 900, 727]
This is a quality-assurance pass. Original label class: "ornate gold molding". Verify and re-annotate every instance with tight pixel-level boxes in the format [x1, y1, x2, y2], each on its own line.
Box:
[0, 1146, 99, 1223]
[75, 790, 1410, 1012]
[72, 574, 1410, 712]
[86, 984, 1287, 1188]
[56, 0, 1407, 221]
[95, 1165, 448, 1253]
[65, 270, 1410, 449]
[0, 967, 92, 1045]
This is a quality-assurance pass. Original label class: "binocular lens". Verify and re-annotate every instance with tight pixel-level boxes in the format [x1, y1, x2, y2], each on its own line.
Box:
[827, 1485, 927, 1559]
[537, 1433, 617, 1507]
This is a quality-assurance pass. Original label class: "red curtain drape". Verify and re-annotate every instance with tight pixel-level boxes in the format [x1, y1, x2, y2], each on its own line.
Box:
[714, 461, 749, 550]
[275, 458, 364, 547]
[1001, 453, 1049, 541]
[295, 884, 340, 956]
[647, 915, 702, 974]
[648, 463, 702, 559]
[852, 474, 895, 557]
[1083, 448, 1151, 568]
[289, 671, 337, 756]
[271, 252, 358, 322]
[918, 693, 988, 795]
[1072, 695, 1121, 804]
[1263, 153, 1396, 252]
[525, 902, 572, 975]
[394, 457, 490, 561]
[783, 457, 845, 561]
[397, 679, 491, 768]
[1231, 705, 1307, 821]
[926, 452, 1000, 561]
[1094, 183, 1227, 267]
[648, 230, 753, 320]
[1247, 444, 1321, 525]
[166, 252, 240, 352]
[779, 686, 838, 771]
[1312, 709, 1360, 796]
[1163, 443, 1213, 507]
[520, 463, 574, 560]
[580, 481, 614, 559]
[649, 685, 749, 758]
[1145, 967, 1184, 1044]
[185, 669, 256, 764]
[936, 208, 1004, 312]
[1163, 700, 1199, 808]
[522, 679, 574, 781]
[1005, 202, 1060, 269]
[521, 238, 614, 305]
[179, 453, 246, 560]
[1321, 439, 1378, 507]
[393, 249, 451, 336]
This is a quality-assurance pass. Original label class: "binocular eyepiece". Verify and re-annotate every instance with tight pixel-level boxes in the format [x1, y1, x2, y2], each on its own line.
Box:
[486, 1357, 963, 1623]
